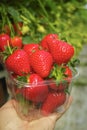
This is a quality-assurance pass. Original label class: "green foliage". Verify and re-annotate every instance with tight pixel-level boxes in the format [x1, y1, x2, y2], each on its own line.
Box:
[0, 0, 87, 56]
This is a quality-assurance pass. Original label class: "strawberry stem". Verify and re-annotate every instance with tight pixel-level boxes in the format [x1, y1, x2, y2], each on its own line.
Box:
[6, 16, 15, 37]
[37, 0, 58, 33]
[20, 15, 31, 24]
[7, 41, 13, 54]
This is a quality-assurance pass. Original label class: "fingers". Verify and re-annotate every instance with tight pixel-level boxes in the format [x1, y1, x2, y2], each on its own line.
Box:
[44, 96, 73, 123]
[0, 99, 28, 130]
[27, 115, 56, 130]
[0, 97, 72, 130]
[27, 96, 73, 130]
[0, 99, 14, 111]
[1, 96, 72, 122]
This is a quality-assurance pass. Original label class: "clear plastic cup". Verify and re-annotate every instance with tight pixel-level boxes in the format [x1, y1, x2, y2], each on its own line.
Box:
[6, 68, 78, 121]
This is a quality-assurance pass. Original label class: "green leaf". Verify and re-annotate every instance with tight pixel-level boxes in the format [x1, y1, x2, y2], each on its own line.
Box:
[17, 75, 28, 83]
[22, 35, 34, 44]
[70, 58, 80, 67]
[7, 6, 21, 22]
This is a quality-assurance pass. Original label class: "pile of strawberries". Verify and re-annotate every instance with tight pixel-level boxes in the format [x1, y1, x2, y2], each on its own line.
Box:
[0, 33, 75, 115]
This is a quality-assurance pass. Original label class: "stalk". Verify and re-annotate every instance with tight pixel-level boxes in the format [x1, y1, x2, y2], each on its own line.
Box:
[37, 0, 58, 33]
[6, 17, 14, 37]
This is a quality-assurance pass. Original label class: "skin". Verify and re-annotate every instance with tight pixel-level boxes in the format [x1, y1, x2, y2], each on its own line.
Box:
[0, 97, 72, 130]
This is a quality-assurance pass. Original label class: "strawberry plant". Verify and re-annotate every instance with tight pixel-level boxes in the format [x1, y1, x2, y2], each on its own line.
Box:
[0, 0, 87, 56]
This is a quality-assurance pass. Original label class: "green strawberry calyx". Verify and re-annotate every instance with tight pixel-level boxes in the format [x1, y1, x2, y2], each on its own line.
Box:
[2, 41, 17, 61]
[68, 58, 80, 68]
[11, 74, 30, 88]
[49, 64, 67, 84]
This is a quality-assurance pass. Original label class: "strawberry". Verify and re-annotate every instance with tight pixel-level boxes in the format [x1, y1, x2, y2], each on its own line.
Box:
[49, 80, 66, 91]
[0, 34, 10, 51]
[13, 22, 23, 35]
[40, 34, 58, 51]
[5, 49, 30, 76]
[21, 74, 49, 103]
[64, 66, 72, 83]
[29, 50, 53, 78]
[10, 36, 23, 48]
[3, 25, 11, 35]
[23, 43, 39, 59]
[41, 92, 66, 115]
[47, 39, 74, 65]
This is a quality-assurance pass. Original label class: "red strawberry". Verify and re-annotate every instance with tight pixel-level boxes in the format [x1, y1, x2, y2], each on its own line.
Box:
[13, 22, 23, 35]
[0, 34, 10, 51]
[47, 39, 74, 65]
[64, 66, 72, 83]
[5, 49, 30, 76]
[23, 43, 39, 59]
[40, 34, 58, 51]
[49, 80, 66, 91]
[21, 74, 49, 103]
[10, 36, 23, 48]
[3, 25, 11, 35]
[41, 92, 66, 115]
[29, 50, 53, 78]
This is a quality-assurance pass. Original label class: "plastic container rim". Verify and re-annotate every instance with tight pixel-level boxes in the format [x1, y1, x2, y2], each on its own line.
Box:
[7, 67, 79, 87]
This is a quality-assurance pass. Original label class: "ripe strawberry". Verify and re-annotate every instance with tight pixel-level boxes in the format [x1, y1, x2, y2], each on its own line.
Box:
[13, 22, 23, 35]
[47, 39, 74, 65]
[41, 92, 66, 115]
[0, 34, 10, 51]
[23, 43, 39, 59]
[64, 66, 72, 83]
[49, 80, 66, 91]
[40, 34, 58, 51]
[3, 25, 11, 35]
[10, 36, 23, 48]
[29, 50, 53, 78]
[5, 49, 30, 76]
[21, 74, 49, 103]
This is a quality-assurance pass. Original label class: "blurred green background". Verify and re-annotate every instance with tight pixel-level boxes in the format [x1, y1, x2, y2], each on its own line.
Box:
[0, 0, 87, 56]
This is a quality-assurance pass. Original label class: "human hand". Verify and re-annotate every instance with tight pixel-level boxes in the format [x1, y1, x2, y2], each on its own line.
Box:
[0, 96, 72, 130]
